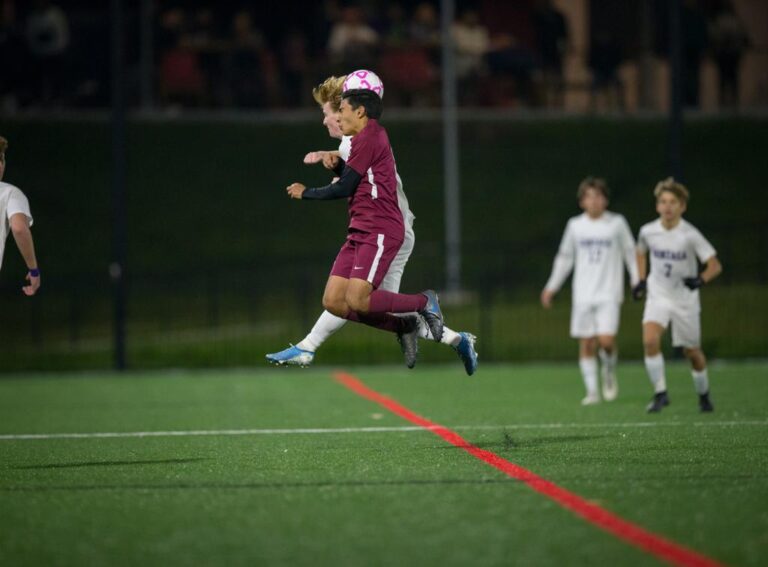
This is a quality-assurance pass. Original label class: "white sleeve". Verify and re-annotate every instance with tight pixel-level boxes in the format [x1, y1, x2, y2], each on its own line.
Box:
[6, 188, 33, 227]
[544, 221, 575, 292]
[619, 216, 639, 286]
[691, 227, 716, 262]
[636, 226, 648, 254]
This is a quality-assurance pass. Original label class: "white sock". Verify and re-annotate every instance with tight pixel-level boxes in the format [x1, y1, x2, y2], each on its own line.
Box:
[579, 357, 599, 397]
[416, 319, 461, 347]
[692, 368, 709, 395]
[644, 354, 667, 393]
[598, 348, 618, 376]
[297, 311, 347, 352]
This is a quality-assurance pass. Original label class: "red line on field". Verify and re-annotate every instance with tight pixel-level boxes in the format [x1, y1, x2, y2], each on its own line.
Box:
[333, 371, 725, 567]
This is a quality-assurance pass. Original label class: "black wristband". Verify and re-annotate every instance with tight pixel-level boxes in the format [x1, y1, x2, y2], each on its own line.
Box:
[29, 268, 40, 277]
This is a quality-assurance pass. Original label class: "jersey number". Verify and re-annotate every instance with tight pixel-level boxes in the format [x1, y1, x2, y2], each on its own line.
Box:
[588, 247, 602, 264]
[663, 263, 673, 277]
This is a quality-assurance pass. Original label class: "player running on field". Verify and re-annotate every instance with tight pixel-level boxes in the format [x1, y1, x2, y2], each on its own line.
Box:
[0, 136, 40, 297]
[633, 178, 721, 413]
[541, 177, 639, 405]
[267, 74, 477, 374]
[277, 71, 478, 372]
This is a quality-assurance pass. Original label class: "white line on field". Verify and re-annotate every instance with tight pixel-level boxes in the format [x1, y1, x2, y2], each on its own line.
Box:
[0, 420, 766, 441]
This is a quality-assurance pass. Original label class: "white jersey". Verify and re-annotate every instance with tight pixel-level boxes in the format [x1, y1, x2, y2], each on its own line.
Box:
[339, 135, 415, 230]
[0, 182, 33, 270]
[637, 218, 716, 308]
[545, 211, 639, 304]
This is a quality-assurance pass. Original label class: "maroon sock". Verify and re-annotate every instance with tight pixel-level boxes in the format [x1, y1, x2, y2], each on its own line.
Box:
[368, 289, 427, 314]
[345, 310, 408, 334]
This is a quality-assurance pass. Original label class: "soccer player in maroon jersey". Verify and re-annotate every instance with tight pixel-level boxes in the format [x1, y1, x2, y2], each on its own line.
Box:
[285, 89, 474, 367]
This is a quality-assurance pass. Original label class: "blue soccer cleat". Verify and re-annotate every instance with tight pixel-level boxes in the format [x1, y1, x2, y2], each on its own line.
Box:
[454, 332, 478, 376]
[266, 344, 315, 367]
[419, 289, 444, 342]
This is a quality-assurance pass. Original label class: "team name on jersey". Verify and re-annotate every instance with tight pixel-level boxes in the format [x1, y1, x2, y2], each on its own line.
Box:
[652, 248, 688, 260]
[579, 238, 613, 248]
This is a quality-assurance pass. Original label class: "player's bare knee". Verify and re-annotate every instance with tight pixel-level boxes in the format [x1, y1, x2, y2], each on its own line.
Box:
[322, 296, 345, 317]
[643, 339, 661, 356]
[345, 292, 369, 314]
[598, 336, 615, 351]
[684, 347, 705, 363]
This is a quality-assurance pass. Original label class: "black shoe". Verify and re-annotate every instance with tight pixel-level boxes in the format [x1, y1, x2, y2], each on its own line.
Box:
[699, 392, 714, 413]
[646, 391, 670, 413]
[396, 315, 420, 369]
[418, 290, 444, 342]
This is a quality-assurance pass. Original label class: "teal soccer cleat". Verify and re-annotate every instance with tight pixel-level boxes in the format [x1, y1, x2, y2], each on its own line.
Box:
[454, 332, 478, 376]
[266, 345, 315, 367]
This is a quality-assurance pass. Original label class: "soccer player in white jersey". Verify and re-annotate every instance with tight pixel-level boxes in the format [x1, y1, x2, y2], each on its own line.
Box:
[0, 136, 40, 296]
[541, 177, 639, 405]
[633, 178, 721, 413]
[266, 75, 478, 374]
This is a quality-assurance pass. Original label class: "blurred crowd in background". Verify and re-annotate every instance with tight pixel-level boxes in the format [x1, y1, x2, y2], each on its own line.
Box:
[0, 0, 761, 112]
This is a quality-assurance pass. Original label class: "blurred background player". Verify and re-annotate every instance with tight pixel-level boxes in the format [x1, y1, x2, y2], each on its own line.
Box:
[541, 177, 638, 405]
[633, 178, 722, 413]
[0, 136, 40, 297]
[267, 73, 478, 374]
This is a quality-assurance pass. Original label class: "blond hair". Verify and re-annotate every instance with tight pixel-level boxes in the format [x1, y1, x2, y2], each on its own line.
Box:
[577, 176, 609, 201]
[654, 177, 689, 205]
[312, 76, 345, 112]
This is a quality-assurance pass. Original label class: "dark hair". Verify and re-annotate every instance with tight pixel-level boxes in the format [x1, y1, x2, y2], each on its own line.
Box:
[577, 176, 610, 201]
[342, 89, 383, 119]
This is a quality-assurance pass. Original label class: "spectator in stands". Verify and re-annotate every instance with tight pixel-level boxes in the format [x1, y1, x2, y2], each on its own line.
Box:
[157, 7, 208, 107]
[588, 29, 624, 111]
[327, 6, 379, 69]
[533, 0, 568, 107]
[25, 0, 70, 106]
[708, 0, 750, 109]
[230, 10, 271, 107]
[380, 3, 409, 47]
[280, 28, 309, 107]
[452, 9, 490, 105]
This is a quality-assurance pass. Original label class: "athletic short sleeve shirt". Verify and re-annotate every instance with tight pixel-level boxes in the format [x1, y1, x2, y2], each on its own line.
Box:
[559, 212, 636, 304]
[0, 182, 33, 270]
[341, 134, 415, 230]
[345, 120, 404, 240]
[637, 218, 716, 307]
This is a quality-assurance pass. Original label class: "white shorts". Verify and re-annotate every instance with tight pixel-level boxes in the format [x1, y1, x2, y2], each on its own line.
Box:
[643, 298, 701, 348]
[570, 302, 621, 338]
[379, 223, 415, 292]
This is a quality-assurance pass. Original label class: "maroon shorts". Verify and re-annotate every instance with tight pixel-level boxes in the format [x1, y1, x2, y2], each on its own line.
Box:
[330, 231, 404, 289]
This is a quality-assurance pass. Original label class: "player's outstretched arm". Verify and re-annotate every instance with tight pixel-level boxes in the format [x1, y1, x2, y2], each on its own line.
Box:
[303, 150, 341, 165]
[10, 213, 40, 296]
[298, 167, 362, 201]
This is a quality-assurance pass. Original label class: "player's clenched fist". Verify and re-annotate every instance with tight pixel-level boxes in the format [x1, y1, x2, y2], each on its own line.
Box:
[287, 183, 306, 199]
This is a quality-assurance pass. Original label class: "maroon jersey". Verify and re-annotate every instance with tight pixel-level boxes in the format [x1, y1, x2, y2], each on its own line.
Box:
[345, 119, 404, 242]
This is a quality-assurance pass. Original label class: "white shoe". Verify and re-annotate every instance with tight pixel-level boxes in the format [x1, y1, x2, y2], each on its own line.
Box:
[602, 370, 618, 401]
[581, 393, 601, 406]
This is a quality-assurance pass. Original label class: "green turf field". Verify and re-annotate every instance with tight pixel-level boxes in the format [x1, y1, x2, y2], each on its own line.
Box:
[1, 362, 766, 566]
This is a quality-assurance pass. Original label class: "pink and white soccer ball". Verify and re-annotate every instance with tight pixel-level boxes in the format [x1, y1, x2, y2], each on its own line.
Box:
[343, 70, 384, 99]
